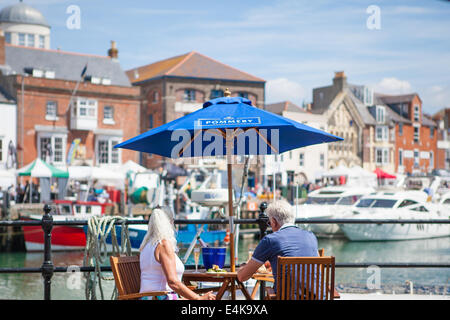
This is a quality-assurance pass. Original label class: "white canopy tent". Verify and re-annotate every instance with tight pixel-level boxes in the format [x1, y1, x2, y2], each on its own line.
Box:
[0, 168, 16, 190]
[68, 166, 125, 190]
[119, 160, 147, 175]
[322, 165, 377, 188]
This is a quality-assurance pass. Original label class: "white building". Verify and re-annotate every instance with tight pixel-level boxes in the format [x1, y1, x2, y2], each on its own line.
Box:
[0, 89, 17, 169]
[263, 101, 329, 186]
[0, 2, 50, 49]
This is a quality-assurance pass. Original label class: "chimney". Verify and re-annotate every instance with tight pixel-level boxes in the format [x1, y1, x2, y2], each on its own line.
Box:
[108, 40, 118, 60]
[0, 29, 5, 66]
[333, 71, 347, 91]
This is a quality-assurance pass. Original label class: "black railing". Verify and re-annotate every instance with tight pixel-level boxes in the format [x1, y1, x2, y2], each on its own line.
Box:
[0, 202, 449, 300]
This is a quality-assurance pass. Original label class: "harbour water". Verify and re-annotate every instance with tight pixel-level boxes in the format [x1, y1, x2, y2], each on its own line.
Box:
[0, 235, 449, 299]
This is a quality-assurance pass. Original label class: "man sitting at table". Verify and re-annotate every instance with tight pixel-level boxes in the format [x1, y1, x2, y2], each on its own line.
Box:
[237, 200, 319, 293]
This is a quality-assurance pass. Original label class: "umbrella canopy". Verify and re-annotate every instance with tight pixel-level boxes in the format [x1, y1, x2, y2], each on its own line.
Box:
[374, 168, 396, 179]
[115, 94, 343, 272]
[115, 96, 341, 157]
[17, 158, 68, 178]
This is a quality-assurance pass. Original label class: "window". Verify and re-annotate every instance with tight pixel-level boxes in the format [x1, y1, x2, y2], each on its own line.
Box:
[338, 195, 362, 205]
[299, 153, 304, 166]
[376, 126, 388, 141]
[18, 33, 25, 46]
[429, 151, 434, 169]
[103, 106, 114, 123]
[413, 105, 420, 122]
[414, 150, 419, 167]
[398, 123, 403, 136]
[148, 114, 153, 129]
[0, 138, 3, 162]
[376, 148, 389, 165]
[39, 35, 45, 48]
[376, 106, 385, 123]
[96, 137, 121, 165]
[238, 92, 248, 99]
[210, 89, 224, 99]
[320, 153, 325, 168]
[430, 127, 434, 138]
[399, 149, 403, 166]
[38, 134, 66, 164]
[184, 89, 196, 102]
[152, 91, 159, 103]
[414, 126, 420, 143]
[45, 101, 58, 120]
[5, 32, 11, 44]
[398, 199, 418, 208]
[27, 34, 34, 47]
[75, 98, 97, 119]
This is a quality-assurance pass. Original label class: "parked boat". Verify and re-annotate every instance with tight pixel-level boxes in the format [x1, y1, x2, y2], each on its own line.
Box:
[21, 200, 112, 251]
[338, 190, 450, 241]
[294, 186, 375, 237]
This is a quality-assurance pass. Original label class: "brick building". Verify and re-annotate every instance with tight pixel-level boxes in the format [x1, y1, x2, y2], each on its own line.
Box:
[376, 94, 438, 174]
[312, 72, 438, 175]
[0, 3, 140, 169]
[433, 108, 450, 170]
[126, 51, 265, 168]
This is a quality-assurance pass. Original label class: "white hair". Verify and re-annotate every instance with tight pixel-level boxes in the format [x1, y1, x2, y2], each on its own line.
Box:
[139, 208, 177, 252]
[265, 200, 295, 225]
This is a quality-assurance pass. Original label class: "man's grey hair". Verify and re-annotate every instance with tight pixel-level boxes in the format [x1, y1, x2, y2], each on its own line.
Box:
[265, 200, 295, 225]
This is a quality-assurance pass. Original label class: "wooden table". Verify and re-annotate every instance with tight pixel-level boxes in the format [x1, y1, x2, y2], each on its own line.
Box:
[182, 271, 253, 300]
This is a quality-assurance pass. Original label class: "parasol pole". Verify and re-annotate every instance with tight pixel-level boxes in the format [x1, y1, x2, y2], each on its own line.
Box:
[224, 88, 236, 273]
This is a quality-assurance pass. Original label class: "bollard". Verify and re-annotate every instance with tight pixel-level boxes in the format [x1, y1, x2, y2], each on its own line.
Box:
[257, 201, 269, 300]
[41, 204, 54, 300]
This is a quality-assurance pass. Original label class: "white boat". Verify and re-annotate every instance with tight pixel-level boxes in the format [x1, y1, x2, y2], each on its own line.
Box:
[295, 186, 375, 237]
[338, 190, 450, 241]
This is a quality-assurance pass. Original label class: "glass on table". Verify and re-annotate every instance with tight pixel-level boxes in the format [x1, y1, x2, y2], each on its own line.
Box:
[193, 247, 201, 273]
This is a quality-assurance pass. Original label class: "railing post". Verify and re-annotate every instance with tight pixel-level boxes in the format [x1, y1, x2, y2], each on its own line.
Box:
[257, 201, 269, 300]
[257, 202, 269, 240]
[41, 204, 54, 300]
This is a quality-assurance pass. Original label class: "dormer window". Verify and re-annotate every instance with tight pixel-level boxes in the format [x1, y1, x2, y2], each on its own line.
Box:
[363, 86, 373, 105]
[376, 105, 385, 123]
[24, 68, 55, 79]
[32, 69, 44, 77]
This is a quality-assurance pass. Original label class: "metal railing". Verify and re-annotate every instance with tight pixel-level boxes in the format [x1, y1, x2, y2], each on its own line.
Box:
[0, 203, 449, 300]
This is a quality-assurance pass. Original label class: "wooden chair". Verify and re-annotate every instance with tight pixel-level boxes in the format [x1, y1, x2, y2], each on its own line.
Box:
[110, 255, 169, 300]
[266, 255, 336, 300]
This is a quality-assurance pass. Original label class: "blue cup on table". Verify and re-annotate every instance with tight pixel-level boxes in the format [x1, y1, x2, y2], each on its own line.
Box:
[202, 247, 226, 269]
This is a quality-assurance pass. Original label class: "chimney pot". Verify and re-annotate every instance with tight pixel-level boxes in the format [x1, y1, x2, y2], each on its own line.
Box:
[108, 40, 118, 59]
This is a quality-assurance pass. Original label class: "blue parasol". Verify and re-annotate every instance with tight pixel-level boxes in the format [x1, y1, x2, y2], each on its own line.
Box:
[115, 89, 343, 271]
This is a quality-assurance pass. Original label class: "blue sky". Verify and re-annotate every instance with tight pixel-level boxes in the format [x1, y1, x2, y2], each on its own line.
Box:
[3, 0, 450, 114]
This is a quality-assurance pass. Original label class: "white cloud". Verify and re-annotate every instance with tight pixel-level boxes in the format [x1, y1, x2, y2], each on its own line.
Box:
[266, 78, 307, 105]
[420, 85, 450, 114]
[372, 77, 413, 95]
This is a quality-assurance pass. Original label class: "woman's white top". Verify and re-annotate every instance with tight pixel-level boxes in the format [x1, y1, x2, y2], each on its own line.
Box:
[139, 240, 185, 293]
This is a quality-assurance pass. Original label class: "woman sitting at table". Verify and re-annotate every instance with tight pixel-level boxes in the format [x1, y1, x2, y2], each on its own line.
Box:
[139, 207, 216, 300]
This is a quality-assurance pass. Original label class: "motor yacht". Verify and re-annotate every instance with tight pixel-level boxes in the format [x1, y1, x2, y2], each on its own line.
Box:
[338, 190, 450, 241]
[294, 186, 375, 237]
